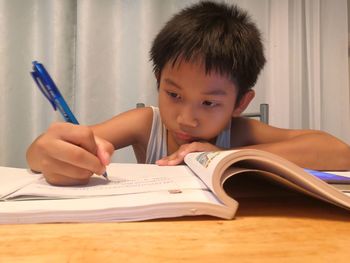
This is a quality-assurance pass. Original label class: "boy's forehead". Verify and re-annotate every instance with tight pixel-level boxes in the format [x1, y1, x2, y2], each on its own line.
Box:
[162, 58, 232, 81]
[161, 59, 239, 94]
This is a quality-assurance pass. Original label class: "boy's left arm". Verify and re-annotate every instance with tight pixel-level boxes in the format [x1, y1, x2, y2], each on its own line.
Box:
[157, 118, 350, 170]
[241, 130, 350, 171]
[231, 118, 350, 171]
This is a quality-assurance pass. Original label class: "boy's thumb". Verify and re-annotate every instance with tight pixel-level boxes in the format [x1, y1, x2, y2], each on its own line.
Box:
[97, 147, 111, 166]
[95, 137, 114, 166]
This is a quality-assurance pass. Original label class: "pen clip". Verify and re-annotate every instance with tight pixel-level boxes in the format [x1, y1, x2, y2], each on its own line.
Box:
[30, 63, 57, 111]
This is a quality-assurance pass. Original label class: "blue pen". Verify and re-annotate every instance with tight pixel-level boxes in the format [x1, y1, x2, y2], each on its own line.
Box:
[30, 61, 108, 178]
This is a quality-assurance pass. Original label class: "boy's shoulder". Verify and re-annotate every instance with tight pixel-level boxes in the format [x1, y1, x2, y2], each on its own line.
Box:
[123, 106, 154, 133]
[230, 117, 256, 147]
[92, 106, 154, 147]
[125, 106, 155, 154]
[230, 117, 276, 147]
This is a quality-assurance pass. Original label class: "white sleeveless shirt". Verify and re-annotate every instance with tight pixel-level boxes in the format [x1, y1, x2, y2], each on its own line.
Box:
[145, 106, 231, 164]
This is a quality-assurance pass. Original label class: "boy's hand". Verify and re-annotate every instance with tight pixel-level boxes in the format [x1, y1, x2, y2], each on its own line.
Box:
[27, 122, 114, 186]
[156, 141, 220, 166]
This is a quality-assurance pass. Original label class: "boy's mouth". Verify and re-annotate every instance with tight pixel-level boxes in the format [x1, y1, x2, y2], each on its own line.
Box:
[174, 131, 196, 142]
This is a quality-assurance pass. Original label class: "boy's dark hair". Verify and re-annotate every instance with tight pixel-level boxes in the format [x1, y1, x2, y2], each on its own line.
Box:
[150, 1, 266, 99]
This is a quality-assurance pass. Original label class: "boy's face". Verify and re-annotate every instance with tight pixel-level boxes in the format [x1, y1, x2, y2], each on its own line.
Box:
[158, 59, 244, 148]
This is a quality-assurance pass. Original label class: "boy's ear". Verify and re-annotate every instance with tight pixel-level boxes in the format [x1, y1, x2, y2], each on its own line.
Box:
[232, 90, 255, 117]
[154, 71, 160, 84]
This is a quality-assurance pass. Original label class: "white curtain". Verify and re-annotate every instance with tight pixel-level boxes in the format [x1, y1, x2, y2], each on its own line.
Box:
[0, 0, 349, 168]
[265, 0, 350, 139]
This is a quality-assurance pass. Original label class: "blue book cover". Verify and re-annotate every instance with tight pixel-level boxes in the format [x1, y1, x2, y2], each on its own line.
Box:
[305, 169, 350, 184]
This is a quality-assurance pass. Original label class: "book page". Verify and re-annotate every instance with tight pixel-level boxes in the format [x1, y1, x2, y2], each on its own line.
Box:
[0, 166, 41, 198]
[4, 163, 208, 200]
[184, 151, 239, 191]
[184, 151, 241, 208]
[0, 188, 234, 224]
[185, 149, 350, 210]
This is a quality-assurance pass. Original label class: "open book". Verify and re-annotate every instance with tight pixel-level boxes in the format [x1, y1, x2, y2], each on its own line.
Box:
[1, 149, 350, 224]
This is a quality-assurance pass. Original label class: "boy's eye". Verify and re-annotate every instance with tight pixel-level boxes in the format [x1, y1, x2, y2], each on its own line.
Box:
[202, 100, 217, 107]
[167, 91, 181, 100]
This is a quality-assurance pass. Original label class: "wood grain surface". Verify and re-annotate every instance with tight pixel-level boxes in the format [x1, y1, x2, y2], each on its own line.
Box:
[1, 195, 350, 263]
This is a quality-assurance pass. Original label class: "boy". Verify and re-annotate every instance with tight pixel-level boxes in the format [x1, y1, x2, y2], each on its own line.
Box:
[27, 1, 350, 186]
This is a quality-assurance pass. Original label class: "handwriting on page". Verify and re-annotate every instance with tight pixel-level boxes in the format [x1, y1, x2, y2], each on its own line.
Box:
[10, 172, 207, 199]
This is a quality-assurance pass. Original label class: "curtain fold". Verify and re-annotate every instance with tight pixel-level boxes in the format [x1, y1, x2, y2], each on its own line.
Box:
[287, 0, 350, 140]
[0, 0, 349, 168]
[0, 0, 77, 167]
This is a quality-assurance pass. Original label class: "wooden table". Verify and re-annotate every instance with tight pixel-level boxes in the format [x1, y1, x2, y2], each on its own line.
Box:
[1, 195, 350, 262]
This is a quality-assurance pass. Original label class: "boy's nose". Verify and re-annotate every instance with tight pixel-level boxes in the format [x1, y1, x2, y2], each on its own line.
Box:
[177, 107, 199, 128]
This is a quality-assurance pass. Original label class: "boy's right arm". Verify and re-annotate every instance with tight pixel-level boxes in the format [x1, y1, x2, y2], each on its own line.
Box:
[26, 107, 154, 186]
[26, 122, 114, 186]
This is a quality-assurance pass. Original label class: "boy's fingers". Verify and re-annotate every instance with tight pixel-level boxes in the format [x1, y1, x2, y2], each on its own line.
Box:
[41, 157, 94, 184]
[156, 142, 221, 166]
[45, 139, 106, 175]
[46, 123, 111, 174]
[45, 172, 90, 186]
[157, 150, 186, 166]
[49, 123, 99, 156]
